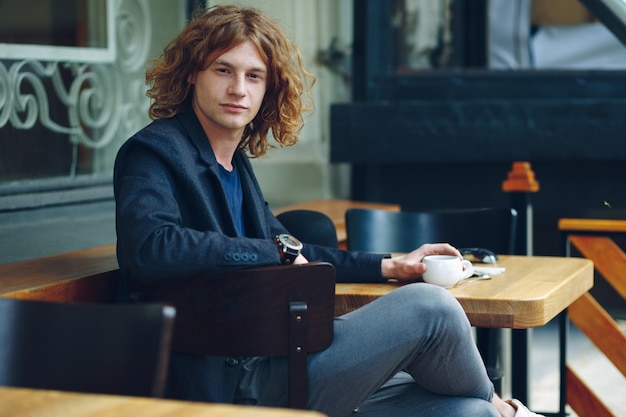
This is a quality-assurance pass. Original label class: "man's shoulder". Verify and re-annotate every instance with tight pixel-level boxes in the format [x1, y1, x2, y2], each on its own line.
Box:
[135, 116, 185, 141]
[114, 120, 190, 171]
[124, 116, 190, 151]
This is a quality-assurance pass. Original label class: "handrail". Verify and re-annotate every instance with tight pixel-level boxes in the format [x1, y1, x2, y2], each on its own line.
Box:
[559, 218, 626, 417]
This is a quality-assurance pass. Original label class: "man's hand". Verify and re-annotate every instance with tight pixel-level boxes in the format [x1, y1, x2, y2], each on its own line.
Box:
[381, 243, 462, 282]
[293, 253, 309, 265]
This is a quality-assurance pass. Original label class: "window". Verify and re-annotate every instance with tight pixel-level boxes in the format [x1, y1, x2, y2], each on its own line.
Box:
[0, 0, 184, 192]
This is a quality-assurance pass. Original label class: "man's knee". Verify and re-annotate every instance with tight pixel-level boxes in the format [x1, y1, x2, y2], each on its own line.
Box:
[456, 397, 500, 417]
[396, 283, 465, 317]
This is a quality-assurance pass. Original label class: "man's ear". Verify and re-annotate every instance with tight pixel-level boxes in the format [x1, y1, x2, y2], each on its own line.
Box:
[187, 72, 196, 84]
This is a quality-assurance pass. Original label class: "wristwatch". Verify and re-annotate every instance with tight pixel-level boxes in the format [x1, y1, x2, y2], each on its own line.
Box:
[274, 234, 303, 265]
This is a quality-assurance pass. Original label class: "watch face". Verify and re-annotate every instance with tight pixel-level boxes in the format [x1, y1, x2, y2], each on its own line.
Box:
[279, 234, 303, 250]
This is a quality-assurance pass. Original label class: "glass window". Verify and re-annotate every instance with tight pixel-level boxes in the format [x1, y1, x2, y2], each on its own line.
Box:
[0, 0, 113, 183]
[0, 0, 185, 187]
[0, 1, 107, 48]
[394, 0, 456, 70]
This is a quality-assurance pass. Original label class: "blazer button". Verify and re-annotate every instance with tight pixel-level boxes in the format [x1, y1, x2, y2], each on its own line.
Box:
[232, 253, 241, 262]
[225, 357, 239, 366]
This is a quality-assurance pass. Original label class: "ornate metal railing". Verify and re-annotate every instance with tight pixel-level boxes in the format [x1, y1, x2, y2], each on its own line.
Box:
[0, 0, 151, 150]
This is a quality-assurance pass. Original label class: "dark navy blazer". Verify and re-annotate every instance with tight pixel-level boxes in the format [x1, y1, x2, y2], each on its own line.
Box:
[113, 108, 387, 403]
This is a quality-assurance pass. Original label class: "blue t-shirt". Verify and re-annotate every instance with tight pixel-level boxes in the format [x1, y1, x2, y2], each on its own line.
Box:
[218, 163, 246, 236]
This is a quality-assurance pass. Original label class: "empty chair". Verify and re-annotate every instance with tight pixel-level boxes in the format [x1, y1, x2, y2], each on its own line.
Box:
[137, 261, 336, 409]
[0, 297, 175, 397]
[346, 207, 517, 255]
[276, 209, 339, 248]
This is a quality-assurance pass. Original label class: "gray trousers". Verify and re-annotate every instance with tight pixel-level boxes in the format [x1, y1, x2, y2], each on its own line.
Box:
[239, 283, 499, 417]
[238, 283, 499, 417]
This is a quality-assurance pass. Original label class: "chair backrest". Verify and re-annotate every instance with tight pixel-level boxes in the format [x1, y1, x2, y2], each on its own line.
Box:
[0, 298, 175, 397]
[276, 209, 339, 248]
[138, 261, 336, 409]
[346, 207, 518, 255]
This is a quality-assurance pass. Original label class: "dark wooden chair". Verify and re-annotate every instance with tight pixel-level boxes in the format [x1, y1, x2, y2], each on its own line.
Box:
[345, 207, 517, 255]
[276, 209, 339, 248]
[0, 297, 175, 397]
[138, 261, 336, 409]
[345, 206, 518, 392]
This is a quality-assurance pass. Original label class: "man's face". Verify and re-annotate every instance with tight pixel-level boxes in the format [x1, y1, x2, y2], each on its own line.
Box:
[189, 40, 267, 139]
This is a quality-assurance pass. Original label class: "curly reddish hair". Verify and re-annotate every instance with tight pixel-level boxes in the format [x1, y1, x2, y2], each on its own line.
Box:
[145, 5, 315, 157]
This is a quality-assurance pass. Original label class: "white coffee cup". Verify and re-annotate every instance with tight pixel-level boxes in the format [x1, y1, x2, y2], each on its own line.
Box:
[422, 255, 474, 288]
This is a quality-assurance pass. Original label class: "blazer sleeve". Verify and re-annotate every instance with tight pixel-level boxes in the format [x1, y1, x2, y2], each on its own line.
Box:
[300, 244, 388, 283]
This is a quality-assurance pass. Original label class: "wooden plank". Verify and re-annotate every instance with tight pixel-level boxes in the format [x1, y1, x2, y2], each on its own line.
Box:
[568, 235, 626, 300]
[2, 270, 119, 303]
[568, 292, 626, 376]
[0, 387, 326, 417]
[0, 244, 119, 302]
[566, 366, 616, 417]
[559, 218, 626, 234]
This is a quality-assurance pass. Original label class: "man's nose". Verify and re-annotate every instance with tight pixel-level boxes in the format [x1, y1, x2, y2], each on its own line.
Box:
[228, 75, 246, 96]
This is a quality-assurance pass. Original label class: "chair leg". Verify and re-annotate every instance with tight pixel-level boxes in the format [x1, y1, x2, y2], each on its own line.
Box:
[289, 301, 309, 409]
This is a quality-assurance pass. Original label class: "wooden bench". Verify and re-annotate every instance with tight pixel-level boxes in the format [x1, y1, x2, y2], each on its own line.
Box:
[0, 243, 119, 303]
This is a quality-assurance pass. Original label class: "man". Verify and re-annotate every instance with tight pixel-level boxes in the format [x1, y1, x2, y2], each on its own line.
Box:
[114, 5, 541, 417]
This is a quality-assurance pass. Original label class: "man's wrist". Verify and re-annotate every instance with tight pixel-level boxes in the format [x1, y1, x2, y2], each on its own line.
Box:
[381, 256, 395, 279]
[274, 234, 303, 265]
[275, 243, 284, 263]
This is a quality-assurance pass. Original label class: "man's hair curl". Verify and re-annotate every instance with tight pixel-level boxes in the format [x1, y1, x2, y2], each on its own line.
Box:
[145, 5, 315, 157]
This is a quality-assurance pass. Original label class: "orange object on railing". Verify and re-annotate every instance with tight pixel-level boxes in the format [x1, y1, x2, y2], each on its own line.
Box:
[502, 161, 540, 193]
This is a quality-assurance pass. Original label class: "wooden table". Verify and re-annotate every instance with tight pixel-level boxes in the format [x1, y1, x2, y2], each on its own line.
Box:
[336, 254, 593, 417]
[0, 387, 327, 417]
[335, 255, 593, 328]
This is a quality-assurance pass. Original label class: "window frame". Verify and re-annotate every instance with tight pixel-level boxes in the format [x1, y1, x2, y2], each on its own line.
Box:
[0, 0, 116, 63]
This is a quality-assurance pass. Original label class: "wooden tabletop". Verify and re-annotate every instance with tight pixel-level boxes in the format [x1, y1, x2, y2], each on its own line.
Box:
[335, 255, 593, 329]
[0, 387, 326, 417]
